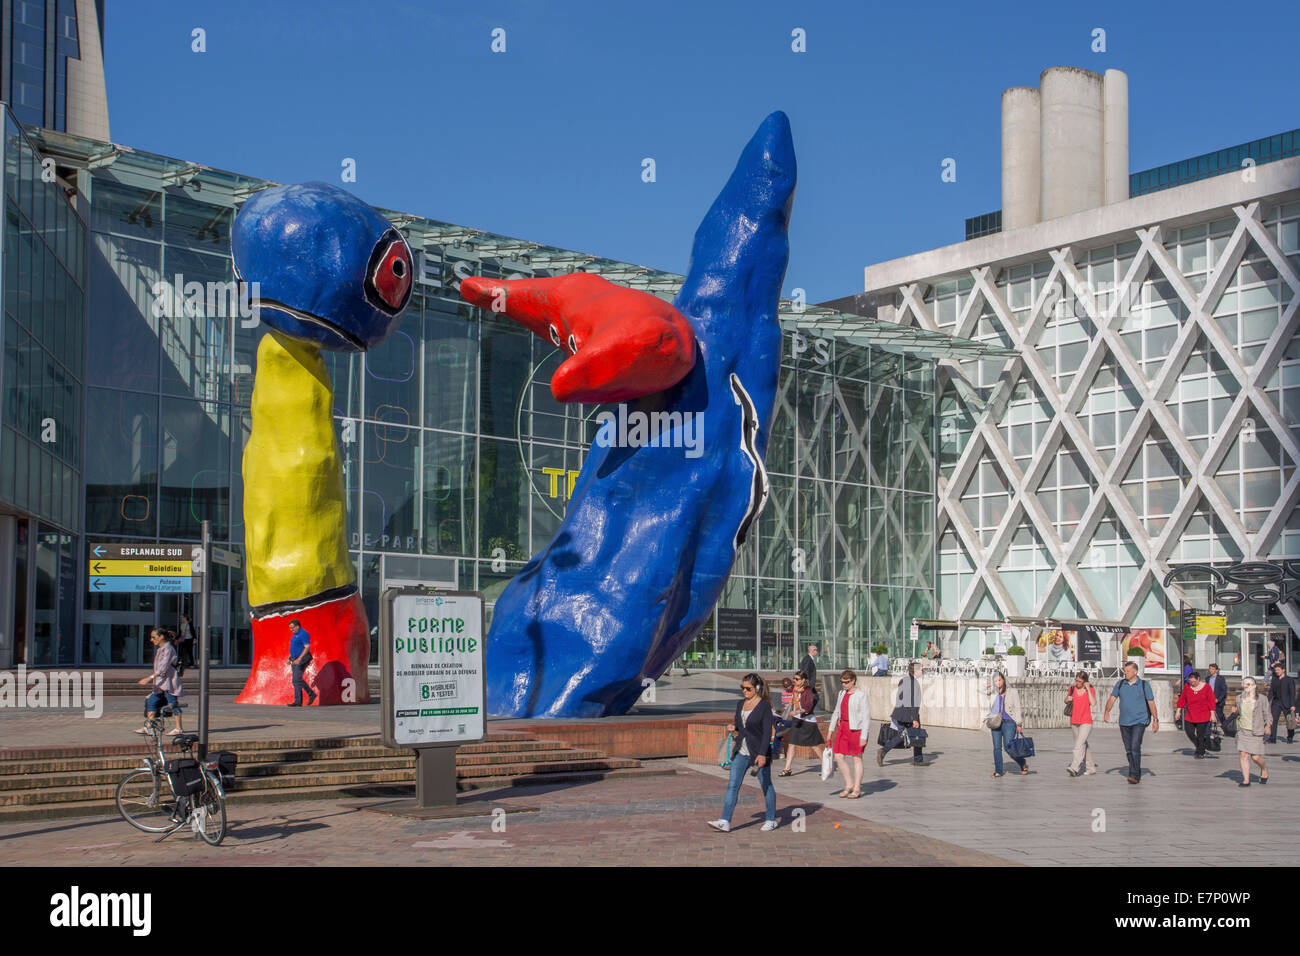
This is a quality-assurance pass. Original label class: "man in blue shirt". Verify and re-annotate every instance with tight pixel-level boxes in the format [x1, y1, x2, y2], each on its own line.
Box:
[287, 619, 316, 707]
[1103, 660, 1159, 784]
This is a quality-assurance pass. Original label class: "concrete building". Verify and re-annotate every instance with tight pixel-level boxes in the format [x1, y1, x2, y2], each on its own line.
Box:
[0, 0, 109, 139]
[834, 66, 1300, 678]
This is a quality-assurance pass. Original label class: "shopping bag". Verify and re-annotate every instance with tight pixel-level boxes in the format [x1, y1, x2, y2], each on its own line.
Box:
[717, 731, 734, 769]
[820, 745, 834, 781]
[1006, 733, 1035, 760]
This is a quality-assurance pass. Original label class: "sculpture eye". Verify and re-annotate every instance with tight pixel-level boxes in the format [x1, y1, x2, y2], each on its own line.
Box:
[567, 334, 577, 354]
[549, 325, 562, 347]
[368, 236, 412, 312]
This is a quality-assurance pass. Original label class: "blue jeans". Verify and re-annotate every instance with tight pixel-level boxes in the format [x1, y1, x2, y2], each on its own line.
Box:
[1120, 722, 1147, 779]
[992, 721, 1024, 774]
[145, 691, 179, 715]
[721, 751, 776, 824]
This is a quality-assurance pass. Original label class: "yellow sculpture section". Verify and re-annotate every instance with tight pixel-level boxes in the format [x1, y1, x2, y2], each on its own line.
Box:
[243, 331, 354, 607]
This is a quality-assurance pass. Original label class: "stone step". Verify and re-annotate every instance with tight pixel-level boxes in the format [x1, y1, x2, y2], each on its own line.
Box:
[0, 739, 564, 776]
[0, 766, 680, 824]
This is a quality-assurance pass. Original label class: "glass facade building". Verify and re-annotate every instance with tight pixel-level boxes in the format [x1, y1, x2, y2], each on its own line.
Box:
[0, 117, 1004, 673]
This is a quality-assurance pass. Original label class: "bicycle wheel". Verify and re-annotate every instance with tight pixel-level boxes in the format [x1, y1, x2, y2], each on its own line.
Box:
[194, 775, 227, 846]
[116, 769, 180, 833]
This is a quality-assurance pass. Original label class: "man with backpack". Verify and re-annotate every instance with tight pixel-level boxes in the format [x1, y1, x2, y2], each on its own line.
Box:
[1103, 660, 1159, 784]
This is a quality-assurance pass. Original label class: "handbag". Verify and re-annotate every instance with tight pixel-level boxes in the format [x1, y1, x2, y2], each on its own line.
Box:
[1223, 712, 1239, 738]
[1006, 732, 1035, 760]
[1207, 727, 1222, 752]
[983, 693, 1007, 730]
[903, 727, 928, 749]
[717, 731, 734, 769]
[820, 745, 834, 781]
[1063, 691, 1074, 718]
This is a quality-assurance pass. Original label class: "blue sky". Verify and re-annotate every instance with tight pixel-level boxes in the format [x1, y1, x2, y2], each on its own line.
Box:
[104, 0, 1299, 303]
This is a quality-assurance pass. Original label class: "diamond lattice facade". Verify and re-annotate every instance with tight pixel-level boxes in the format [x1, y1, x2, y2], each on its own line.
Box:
[861, 153, 1300, 678]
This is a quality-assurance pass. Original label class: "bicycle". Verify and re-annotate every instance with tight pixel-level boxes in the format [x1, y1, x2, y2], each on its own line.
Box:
[115, 711, 235, 845]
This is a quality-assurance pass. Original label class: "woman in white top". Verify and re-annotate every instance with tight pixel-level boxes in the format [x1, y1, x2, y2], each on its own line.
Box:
[827, 669, 870, 798]
[989, 671, 1027, 777]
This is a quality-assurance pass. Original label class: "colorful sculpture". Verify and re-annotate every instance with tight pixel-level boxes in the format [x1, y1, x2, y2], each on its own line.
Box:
[231, 182, 412, 705]
[465, 112, 796, 717]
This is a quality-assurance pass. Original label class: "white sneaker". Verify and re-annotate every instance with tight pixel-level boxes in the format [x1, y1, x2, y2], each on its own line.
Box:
[761, 820, 779, 831]
[1084, 768, 1097, 775]
[707, 819, 730, 832]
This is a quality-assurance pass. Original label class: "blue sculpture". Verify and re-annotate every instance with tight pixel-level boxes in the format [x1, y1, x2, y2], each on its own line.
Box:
[482, 112, 795, 717]
[232, 181, 413, 352]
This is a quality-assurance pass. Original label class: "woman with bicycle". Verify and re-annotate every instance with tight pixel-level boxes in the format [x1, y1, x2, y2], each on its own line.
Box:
[135, 628, 185, 737]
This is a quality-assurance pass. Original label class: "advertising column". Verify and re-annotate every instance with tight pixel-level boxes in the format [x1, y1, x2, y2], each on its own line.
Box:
[380, 588, 486, 809]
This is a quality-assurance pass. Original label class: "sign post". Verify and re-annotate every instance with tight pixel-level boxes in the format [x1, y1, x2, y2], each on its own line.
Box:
[380, 587, 486, 809]
[197, 521, 211, 761]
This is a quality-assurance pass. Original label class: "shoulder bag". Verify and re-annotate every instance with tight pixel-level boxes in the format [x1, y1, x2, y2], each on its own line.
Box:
[1006, 730, 1035, 760]
[1063, 690, 1074, 718]
[983, 693, 1005, 729]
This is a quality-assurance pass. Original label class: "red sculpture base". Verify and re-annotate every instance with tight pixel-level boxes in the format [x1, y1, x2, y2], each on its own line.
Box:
[234, 591, 371, 705]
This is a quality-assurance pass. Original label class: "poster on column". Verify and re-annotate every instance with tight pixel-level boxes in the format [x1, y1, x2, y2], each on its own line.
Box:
[380, 588, 486, 748]
[1076, 628, 1104, 662]
[1122, 628, 1166, 669]
[1037, 629, 1077, 663]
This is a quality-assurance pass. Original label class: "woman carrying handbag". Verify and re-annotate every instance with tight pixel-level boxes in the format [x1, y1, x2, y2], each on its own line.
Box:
[708, 674, 779, 832]
[1065, 671, 1098, 776]
[1227, 677, 1271, 786]
[779, 670, 827, 776]
[827, 669, 870, 798]
[987, 671, 1028, 777]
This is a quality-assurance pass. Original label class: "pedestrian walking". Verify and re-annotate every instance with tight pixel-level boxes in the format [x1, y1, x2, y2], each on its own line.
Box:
[1181, 654, 1194, 686]
[877, 662, 925, 767]
[1103, 660, 1159, 784]
[708, 673, 778, 832]
[799, 644, 820, 708]
[988, 671, 1027, 777]
[1175, 670, 1218, 758]
[1065, 671, 1098, 777]
[778, 670, 826, 776]
[1266, 662, 1296, 744]
[1206, 663, 1227, 724]
[287, 619, 317, 707]
[1265, 639, 1283, 674]
[827, 669, 869, 798]
[1227, 677, 1271, 786]
[135, 628, 184, 736]
[176, 612, 195, 668]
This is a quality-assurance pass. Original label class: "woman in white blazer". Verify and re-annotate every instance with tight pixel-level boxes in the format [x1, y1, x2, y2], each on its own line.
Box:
[989, 671, 1028, 777]
[827, 669, 870, 798]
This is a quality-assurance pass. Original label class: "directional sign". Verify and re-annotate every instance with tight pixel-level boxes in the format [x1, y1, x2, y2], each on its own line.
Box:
[89, 559, 194, 577]
[88, 542, 200, 595]
[90, 576, 200, 593]
[89, 543, 191, 560]
[211, 547, 242, 570]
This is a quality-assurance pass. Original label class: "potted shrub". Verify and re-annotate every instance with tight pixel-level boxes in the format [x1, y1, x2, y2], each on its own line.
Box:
[1004, 644, 1026, 677]
[983, 646, 996, 658]
[1126, 645, 1147, 676]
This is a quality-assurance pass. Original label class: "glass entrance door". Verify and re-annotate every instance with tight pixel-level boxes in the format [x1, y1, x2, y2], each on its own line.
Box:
[759, 615, 796, 672]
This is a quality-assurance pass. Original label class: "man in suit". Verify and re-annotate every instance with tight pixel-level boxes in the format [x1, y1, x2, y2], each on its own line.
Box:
[1267, 662, 1297, 744]
[799, 644, 819, 711]
[1206, 663, 1227, 725]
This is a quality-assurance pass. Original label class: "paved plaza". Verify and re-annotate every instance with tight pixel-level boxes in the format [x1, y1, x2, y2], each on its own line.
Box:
[1, 715, 1295, 866]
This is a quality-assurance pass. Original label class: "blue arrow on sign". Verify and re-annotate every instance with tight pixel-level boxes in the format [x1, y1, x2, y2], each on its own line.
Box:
[93, 579, 105, 590]
[92, 545, 106, 557]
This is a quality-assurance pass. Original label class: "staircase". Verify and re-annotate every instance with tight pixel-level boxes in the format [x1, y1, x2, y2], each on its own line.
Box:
[0, 730, 672, 823]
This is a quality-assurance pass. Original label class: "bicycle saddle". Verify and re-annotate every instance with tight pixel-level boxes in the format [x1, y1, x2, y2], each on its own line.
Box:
[172, 734, 200, 748]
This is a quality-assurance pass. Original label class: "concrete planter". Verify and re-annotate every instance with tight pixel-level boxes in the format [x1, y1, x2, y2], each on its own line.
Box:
[1127, 655, 1146, 676]
[1004, 655, 1025, 677]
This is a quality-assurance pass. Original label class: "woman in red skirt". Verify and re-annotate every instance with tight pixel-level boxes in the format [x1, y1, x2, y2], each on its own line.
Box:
[826, 669, 869, 798]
